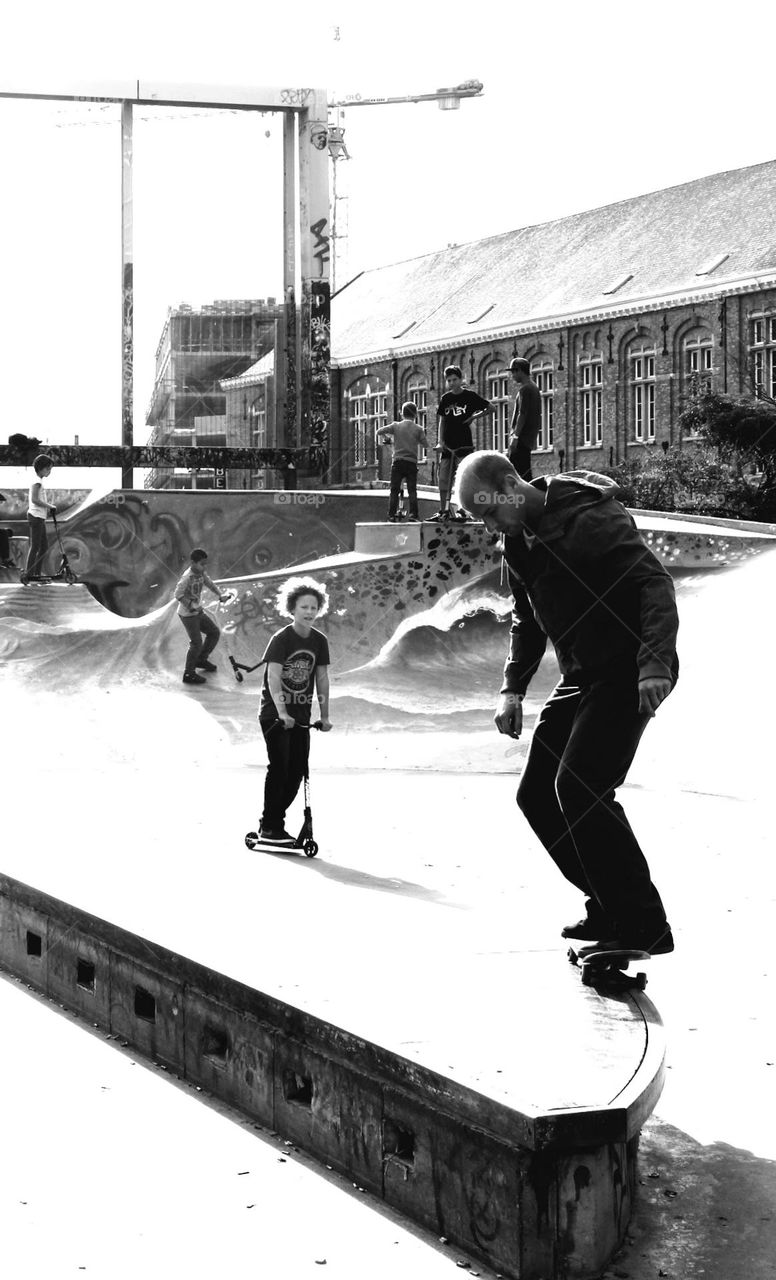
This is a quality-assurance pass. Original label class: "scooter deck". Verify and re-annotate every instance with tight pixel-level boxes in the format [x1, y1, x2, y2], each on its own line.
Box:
[245, 831, 319, 858]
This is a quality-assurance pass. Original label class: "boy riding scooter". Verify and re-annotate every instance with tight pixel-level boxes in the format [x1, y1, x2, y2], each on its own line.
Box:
[255, 577, 332, 846]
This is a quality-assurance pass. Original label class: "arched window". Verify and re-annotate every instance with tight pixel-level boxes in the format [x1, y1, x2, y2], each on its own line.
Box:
[486, 366, 510, 453]
[681, 330, 713, 438]
[531, 359, 554, 450]
[248, 390, 266, 447]
[750, 315, 776, 399]
[248, 390, 267, 489]
[629, 345, 656, 443]
[579, 355, 603, 447]
[684, 332, 714, 395]
[406, 373, 429, 463]
[348, 379, 388, 467]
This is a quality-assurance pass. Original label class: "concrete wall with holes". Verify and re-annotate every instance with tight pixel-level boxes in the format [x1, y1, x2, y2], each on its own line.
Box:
[1, 872, 648, 1280]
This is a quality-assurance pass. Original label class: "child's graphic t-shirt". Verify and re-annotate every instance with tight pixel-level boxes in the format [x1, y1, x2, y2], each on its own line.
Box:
[259, 625, 330, 727]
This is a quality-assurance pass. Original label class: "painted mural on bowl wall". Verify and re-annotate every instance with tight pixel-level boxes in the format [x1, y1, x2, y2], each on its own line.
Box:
[8, 490, 419, 617]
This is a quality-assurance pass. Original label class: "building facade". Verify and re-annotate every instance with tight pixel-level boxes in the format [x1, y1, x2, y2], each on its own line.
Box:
[145, 298, 283, 489]
[220, 350, 282, 490]
[329, 159, 776, 489]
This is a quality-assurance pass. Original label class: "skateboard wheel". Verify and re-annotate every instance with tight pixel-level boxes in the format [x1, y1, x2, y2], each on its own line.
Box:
[245, 831, 259, 851]
[303, 840, 318, 858]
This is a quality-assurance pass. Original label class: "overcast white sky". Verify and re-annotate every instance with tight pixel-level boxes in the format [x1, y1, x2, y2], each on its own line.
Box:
[1, 0, 774, 487]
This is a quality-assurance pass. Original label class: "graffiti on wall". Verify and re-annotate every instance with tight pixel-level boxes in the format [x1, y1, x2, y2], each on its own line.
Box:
[310, 218, 330, 275]
[309, 281, 331, 475]
[122, 262, 133, 449]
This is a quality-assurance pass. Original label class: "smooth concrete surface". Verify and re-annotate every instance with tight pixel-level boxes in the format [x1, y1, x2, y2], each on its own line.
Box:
[0, 974, 503, 1280]
[354, 522, 423, 554]
[2, 534, 776, 1277]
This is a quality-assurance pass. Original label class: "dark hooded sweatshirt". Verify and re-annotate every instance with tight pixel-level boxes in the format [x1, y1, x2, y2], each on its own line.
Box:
[500, 471, 679, 696]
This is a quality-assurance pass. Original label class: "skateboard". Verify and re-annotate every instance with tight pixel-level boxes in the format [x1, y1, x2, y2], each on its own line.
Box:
[568, 945, 650, 991]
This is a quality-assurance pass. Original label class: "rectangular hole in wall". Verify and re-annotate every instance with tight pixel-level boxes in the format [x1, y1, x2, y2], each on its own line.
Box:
[134, 986, 156, 1022]
[26, 931, 42, 958]
[383, 1119, 415, 1166]
[202, 1024, 229, 1060]
[283, 1070, 313, 1107]
[76, 959, 96, 993]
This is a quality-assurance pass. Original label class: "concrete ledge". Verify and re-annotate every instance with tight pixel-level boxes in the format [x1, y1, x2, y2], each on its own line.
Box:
[355, 522, 423, 554]
[0, 872, 664, 1279]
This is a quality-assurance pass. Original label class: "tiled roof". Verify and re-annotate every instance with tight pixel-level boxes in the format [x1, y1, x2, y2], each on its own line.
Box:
[220, 349, 274, 388]
[332, 159, 776, 365]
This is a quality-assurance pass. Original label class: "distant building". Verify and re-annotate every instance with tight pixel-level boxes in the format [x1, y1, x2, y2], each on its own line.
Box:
[329, 158, 776, 488]
[145, 298, 283, 489]
[220, 350, 277, 490]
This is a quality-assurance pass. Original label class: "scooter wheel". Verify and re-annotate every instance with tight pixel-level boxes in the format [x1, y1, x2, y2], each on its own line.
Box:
[245, 831, 260, 851]
[64, 568, 77, 585]
[303, 840, 319, 858]
[235, 672, 244, 684]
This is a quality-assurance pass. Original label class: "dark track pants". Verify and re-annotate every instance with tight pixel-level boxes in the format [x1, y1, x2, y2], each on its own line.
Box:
[506, 439, 533, 480]
[516, 677, 668, 934]
[388, 459, 419, 518]
[26, 515, 48, 574]
[179, 610, 220, 675]
[261, 722, 310, 830]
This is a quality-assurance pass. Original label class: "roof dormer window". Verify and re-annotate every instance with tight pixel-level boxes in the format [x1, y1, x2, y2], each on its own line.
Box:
[602, 273, 634, 296]
[695, 253, 729, 276]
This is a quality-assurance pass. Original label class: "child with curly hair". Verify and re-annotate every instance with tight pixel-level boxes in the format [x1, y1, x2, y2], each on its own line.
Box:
[257, 576, 332, 845]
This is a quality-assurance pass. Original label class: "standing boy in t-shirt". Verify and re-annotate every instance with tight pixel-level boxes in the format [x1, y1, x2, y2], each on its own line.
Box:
[25, 454, 57, 577]
[433, 366, 493, 520]
[376, 401, 428, 521]
[258, 576, 332, 845]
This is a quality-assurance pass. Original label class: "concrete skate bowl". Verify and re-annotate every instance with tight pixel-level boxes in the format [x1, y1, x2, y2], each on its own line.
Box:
[0, 583, 181, 691]
[217, 518, 500, 682]
[635, 546, 776, 799]
[6, 489, 439, 618]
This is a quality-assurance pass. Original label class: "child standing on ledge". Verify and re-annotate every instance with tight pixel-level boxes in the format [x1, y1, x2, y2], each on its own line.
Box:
[258, 576, 332, 845]
[25, 454, 57, 577]
[376, 401, 428, 522]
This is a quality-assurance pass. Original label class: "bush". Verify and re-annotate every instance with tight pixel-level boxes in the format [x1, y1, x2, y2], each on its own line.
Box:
[599, 446, 770, 519]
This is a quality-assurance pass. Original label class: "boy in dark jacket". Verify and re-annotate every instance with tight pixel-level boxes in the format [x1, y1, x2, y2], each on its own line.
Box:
[455, 450, 678, 955]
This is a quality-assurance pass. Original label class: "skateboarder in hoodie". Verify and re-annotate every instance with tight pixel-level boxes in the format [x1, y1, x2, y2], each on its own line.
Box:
[454, 450, 678, 956]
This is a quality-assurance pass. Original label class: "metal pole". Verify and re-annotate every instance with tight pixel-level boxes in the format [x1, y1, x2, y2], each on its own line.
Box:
[298, 91, 331, 482]
[121, 100, 134, 489]
[281, 112, 298, 469]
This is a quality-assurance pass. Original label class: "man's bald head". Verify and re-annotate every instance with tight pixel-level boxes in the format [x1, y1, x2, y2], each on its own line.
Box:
[454, 450, 515, 512]
[454, 450, 542, 535]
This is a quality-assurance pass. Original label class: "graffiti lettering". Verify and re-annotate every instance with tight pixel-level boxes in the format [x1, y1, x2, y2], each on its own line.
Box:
[280, 88, 313, 106]
[310, 218, 330, 272]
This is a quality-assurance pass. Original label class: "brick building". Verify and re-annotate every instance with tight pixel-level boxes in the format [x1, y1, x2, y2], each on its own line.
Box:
[329, 159, 776, 488]
[219, 350, 277, 489]
[145, 298, 282, 489]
